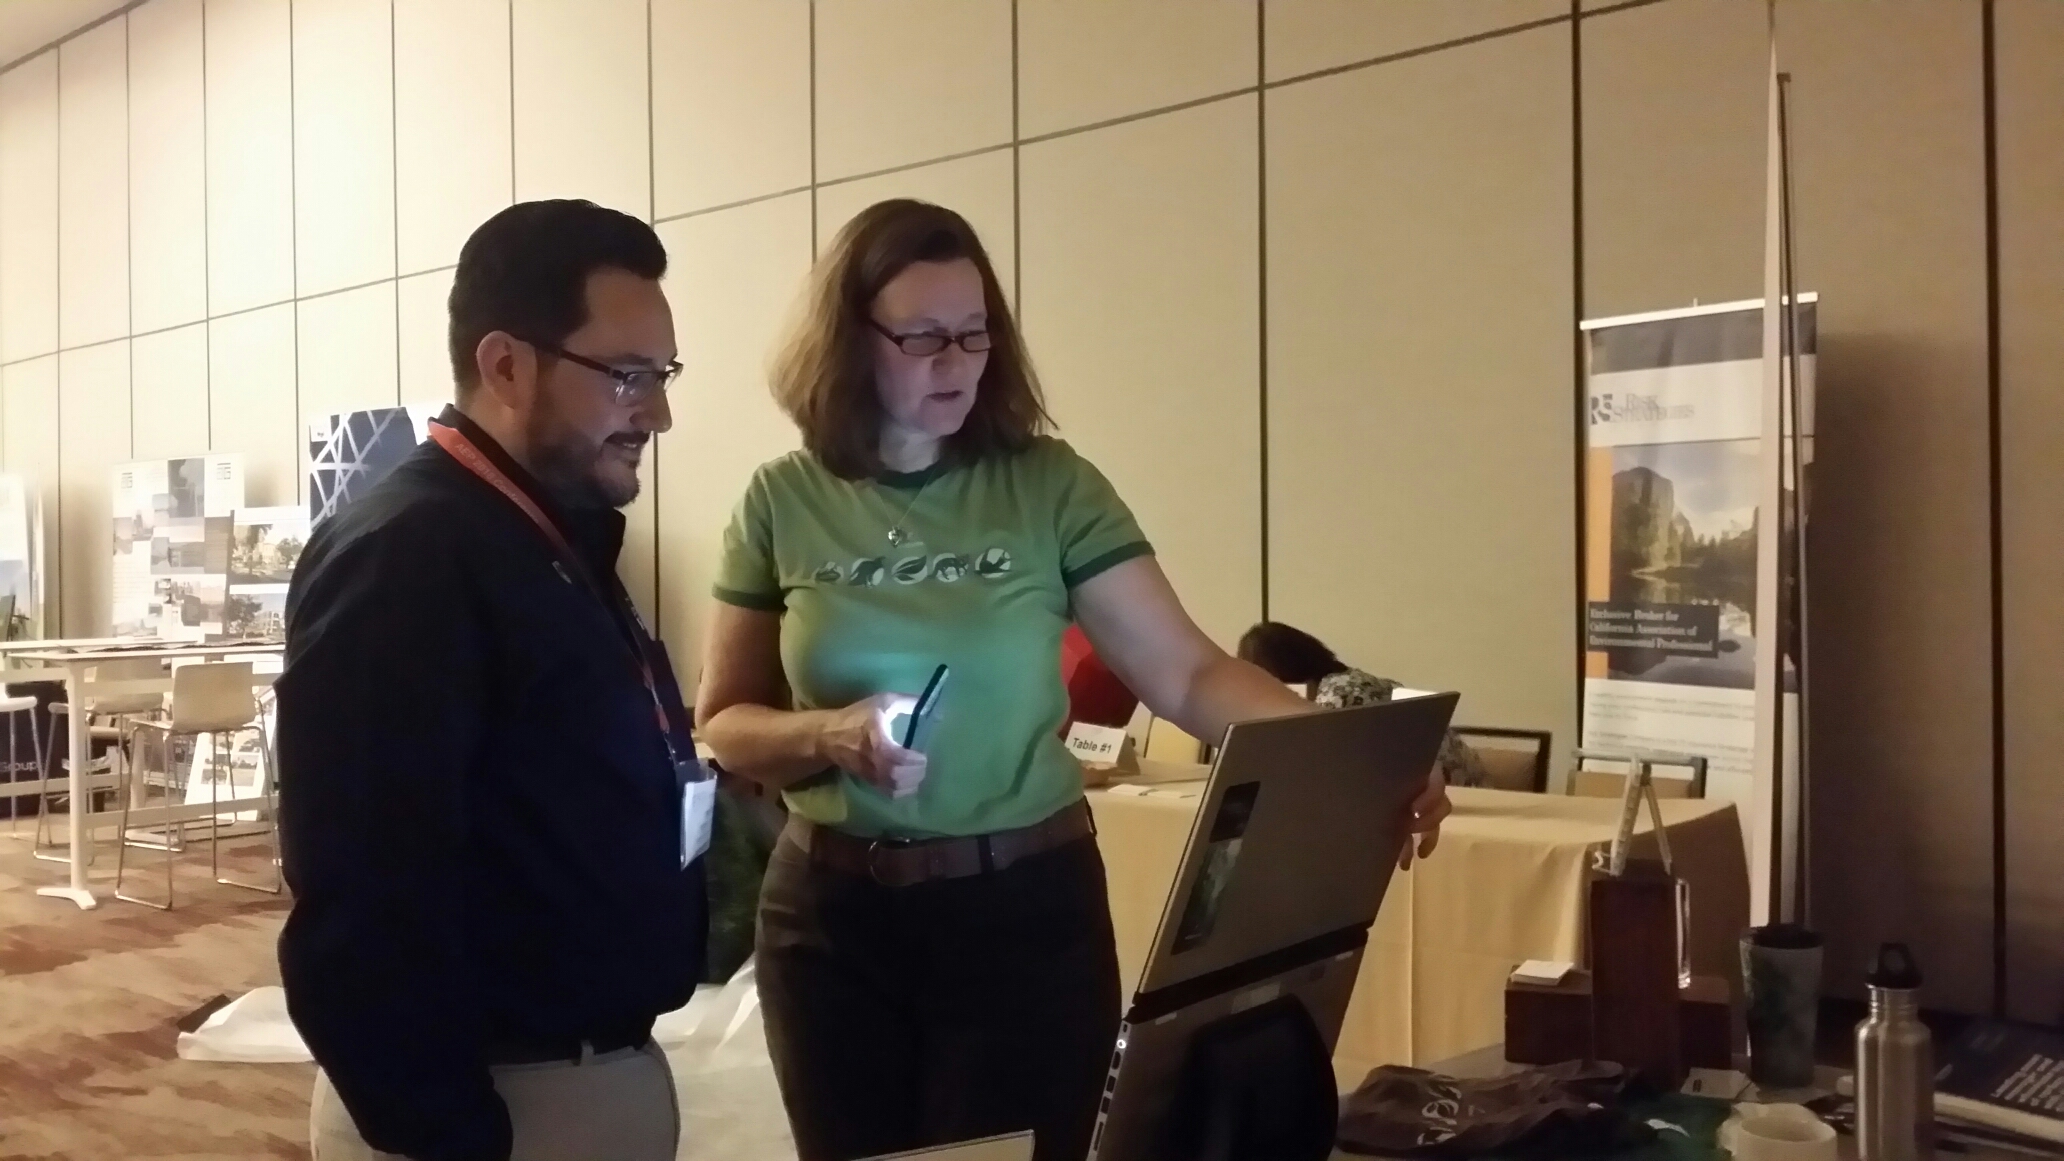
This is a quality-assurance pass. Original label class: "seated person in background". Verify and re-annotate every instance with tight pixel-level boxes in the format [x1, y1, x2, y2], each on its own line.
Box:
[1237, 621, 1489, 789]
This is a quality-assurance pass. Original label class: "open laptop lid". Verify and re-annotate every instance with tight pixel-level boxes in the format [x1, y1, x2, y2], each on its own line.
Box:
[1133, 692, 1460, 998]
[862, 1132, 1035, 1161]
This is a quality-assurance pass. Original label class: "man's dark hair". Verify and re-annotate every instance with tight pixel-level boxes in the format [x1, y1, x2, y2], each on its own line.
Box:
[1236, 621, 1349, 685]
[447, 199, 668, 395]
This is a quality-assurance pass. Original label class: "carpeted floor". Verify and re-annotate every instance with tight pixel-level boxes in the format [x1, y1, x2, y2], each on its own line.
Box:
[0, 828, 310, 1161]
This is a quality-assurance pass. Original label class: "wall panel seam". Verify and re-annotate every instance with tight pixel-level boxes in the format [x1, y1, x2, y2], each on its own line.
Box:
[1256, 0, 1269, 622]
[390, 0, 401, 406]
[1570, 0, 1588, 743]
[0, 0, 153, 77]
[1981, 0, 2007, 1020]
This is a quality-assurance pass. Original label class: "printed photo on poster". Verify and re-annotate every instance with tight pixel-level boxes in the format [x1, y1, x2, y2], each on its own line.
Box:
[111, 456, 246, 639]
[1592, 439, 1760, 690]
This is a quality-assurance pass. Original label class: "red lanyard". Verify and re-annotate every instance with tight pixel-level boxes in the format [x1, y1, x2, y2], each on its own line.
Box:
[427, 420, 680, 749]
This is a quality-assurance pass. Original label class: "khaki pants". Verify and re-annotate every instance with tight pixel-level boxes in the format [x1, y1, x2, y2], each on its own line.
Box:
[310, 1041, 679, 1161]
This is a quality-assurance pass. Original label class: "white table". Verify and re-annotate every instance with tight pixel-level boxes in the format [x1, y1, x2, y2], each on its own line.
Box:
[0, 635, 169, 655]
[15, 642, 283, 909]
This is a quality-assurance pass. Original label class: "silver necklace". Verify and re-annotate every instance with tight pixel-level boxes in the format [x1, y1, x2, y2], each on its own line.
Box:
[885, 477, 932, 546]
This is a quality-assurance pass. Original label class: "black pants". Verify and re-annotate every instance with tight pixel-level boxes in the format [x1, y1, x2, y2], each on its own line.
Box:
[756, 829, 1122, 1161]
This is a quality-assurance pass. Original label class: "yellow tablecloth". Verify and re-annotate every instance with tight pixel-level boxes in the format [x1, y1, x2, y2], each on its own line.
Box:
[1089, 775, 1749, 1086]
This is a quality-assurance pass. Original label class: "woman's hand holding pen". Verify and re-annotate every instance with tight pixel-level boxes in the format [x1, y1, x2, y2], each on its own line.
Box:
[820, 693, 928, 799]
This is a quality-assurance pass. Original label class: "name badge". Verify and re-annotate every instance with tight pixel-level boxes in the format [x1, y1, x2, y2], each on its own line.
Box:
[678, 757, 714, 868]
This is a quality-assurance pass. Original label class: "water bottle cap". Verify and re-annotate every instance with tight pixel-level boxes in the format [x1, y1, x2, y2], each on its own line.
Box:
[1867, 942, 1924, 990]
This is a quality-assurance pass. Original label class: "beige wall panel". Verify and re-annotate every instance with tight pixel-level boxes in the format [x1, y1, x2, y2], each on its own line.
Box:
[397, 267, 455, 405]
[1265, 0, 1564, 82]
[621, 461, 658, 630]
[297, 283, 399, 501]
[1020, 98, 1260, 648]
[293, 0, 395, 295]
[1779, 1, 1992, 1013]
[2, 358, 60, 632]
[58, 343, 132, 637]
[651, 0, 810, 218]
[1017, 0, 1254, 137]
[131, 323, 212, 461]
[816, 149, 1016, 302]
[1999, 0, 2064, 1025]
[1268, 28, 1573, 756]
[1580, 0, 1765, 317]
[209, 303, 298, 507]
[653, 193, 810, 671]
[206, 0, 296, 316]
[0, 53, 59, 363]
[814, 0, 1011, 181]
[129, 0, 209, 334]
[58, 20, 130, 350]
[512, 0, 649, 219]
[394, 0, 511, 275]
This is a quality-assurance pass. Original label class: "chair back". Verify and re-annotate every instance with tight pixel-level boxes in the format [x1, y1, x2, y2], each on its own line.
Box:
[88, 657, 170, 717]
[1454, 726, 1552, 793]
[1566, 761, 1707, 800]
[1142, 716, 1204, 765]
[169, 662, 259, 734]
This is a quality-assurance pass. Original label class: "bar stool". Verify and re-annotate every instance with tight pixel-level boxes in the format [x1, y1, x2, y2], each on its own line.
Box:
[115, 661, 280, 909]
[33, 658, 167, 861]
[1, 691, 41, 834]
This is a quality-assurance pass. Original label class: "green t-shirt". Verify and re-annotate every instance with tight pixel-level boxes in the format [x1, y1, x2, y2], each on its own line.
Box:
[714, 437, 1153, 838]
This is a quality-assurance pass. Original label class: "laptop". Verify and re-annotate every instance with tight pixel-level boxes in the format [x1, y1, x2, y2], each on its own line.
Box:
[863, 1131, 1035, 1160]
[1088, 693, 1461, 1161]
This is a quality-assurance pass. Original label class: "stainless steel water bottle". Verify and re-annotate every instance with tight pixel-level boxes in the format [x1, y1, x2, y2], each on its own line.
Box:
[1856, 942, 1933, 1161]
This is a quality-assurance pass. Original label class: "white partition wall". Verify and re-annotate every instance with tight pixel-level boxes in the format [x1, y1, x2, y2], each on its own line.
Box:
[2, 358, 60, 628]
[1020, 97, 1261, 649]
[128, 0, 208, 334]
[296, 284, 400, 502]
[58, 20, 129, 352]
[208, 304, 297, 507]
[1267, 25, 1574, 758]
[654, 193, 811, 669]
[393, 0, 511, 276]
[651, 0, 811, 220]
[291, 0, 395, 297]
[57, 343, 133, 636]
[204, 0, 295, 317]
[814, 150, 1018, 298]
[813, 0, 1011, 182]
[0, 53, 58, 364]
[512, 0, 649, 218]
[131, 324, 211, 462]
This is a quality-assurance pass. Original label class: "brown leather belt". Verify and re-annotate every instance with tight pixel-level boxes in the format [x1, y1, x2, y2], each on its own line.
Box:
[785, 801, 1094, 888]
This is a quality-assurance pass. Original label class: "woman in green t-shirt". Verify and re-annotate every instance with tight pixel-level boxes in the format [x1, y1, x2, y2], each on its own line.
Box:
[696, 199, 1452, 1161]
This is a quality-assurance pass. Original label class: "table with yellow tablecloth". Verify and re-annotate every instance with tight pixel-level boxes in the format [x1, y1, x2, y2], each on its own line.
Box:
[1088, 773, 1750, 1087]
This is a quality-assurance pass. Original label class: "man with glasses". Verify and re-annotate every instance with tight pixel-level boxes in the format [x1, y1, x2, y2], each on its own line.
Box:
[276, 199, 705, 1161]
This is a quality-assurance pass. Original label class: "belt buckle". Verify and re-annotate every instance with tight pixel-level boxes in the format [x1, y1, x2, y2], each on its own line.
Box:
[866, 837, 914, 886]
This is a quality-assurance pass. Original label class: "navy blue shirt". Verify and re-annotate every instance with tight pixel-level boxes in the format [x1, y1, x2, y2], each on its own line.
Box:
[276, 408, 706, 1161]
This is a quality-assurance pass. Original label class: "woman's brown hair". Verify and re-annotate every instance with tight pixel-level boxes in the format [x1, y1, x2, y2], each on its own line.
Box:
[770, 199, 1050, 479]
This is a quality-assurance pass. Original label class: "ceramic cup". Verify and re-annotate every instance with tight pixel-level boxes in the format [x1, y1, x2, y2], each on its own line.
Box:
[1718, 1103, 1838, 1161]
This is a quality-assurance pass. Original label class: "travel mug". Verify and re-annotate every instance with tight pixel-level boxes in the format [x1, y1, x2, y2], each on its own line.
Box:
[1742, 923, 1823, 1090]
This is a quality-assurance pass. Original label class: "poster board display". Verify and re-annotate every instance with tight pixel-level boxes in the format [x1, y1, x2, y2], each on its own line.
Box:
[0, 475, 41, 638]
[1577, 298, 1816, 894]
[111, 456, 245, 640]
[309, 405, 439, 527]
